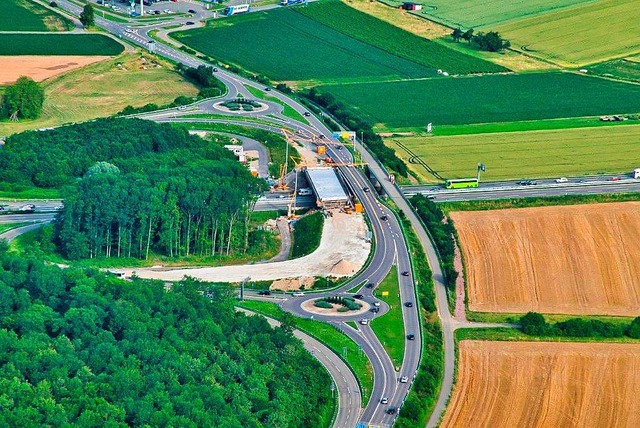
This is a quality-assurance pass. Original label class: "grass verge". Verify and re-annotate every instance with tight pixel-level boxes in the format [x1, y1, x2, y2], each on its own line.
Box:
[236, 300, 374, 404]
[455, 328, 640, 344]
[291, 211, 324, 258]
[0, 222, 30, 235]
[371, 268, 405, 368]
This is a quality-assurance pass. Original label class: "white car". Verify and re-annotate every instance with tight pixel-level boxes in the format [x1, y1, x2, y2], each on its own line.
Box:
[555, 177, 568, 183]
[399, 376, 408, 383]
[359, 318, 369, 325]
[373, 301, 381, 307]
[292, 292, 304, 297]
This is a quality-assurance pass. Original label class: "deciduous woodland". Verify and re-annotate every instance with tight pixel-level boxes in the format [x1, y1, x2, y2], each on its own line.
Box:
[0, 247, 333, 426]
[0, 119, 266, 259]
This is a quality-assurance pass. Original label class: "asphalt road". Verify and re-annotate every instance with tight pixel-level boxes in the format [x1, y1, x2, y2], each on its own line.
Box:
[237, 308, 362, 428]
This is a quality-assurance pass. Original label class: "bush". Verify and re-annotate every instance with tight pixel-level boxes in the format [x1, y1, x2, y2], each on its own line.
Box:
[314, 300, 333, 309]
[521, 312, 639, 339]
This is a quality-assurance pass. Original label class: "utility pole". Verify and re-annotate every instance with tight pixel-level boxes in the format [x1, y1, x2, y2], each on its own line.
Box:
[241, 276, 250, 301]
[140, 0, 144, 16]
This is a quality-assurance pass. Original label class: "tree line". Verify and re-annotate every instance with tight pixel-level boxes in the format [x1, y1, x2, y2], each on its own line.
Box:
[0, 245, 333, 426]
[410, 195, 458, 291]
[0, 118, 266, 260]
[520, 312, 640, 339]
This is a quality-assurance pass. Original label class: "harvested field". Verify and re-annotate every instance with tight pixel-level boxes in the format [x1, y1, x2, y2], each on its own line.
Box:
[451, 203, 640, 316]
[0, 56, 109, 85]
[442, 341, 640, 428]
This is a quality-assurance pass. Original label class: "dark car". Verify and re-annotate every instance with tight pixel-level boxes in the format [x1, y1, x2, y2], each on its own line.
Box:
[363, 187, 369, 192]
[407, 334, 415, 340]
[366, 282, 374, 289]
[303, 111, 311, 117]
[257, 290, 271, 296]
[353, 294, 364, 299]
[370, 307, 380, 313]
[385, 407, 397, 415]
[188, 9, 196, 13]
[380, 215, 388, 221]
[404, 302, 413, 308]
[264, 87, 271, 91]
[401, 271, 409, 277]
[185, 21, 195, 25]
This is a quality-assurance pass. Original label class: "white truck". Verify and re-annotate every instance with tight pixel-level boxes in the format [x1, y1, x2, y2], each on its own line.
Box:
[633, 168, 640, 179]
[223, 4, 250, 16]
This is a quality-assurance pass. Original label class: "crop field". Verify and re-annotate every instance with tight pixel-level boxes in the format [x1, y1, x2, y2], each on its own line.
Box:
[588, 58, 640, 83]
[0, 56, 110, 85]
[319, 72, 640, 130]
[294, 0, 505, 74]
[0, 34, 124, 56]
[0, 0, 70, 31]
[450, 202, 640, 316]
[173, 3, 501, 84]
[0, 53, 198, 136]
[442, 341, 640, 428]
[387, 124, 640, 182]
[406, 0, 591, 29]
[496, 0, 640, 67]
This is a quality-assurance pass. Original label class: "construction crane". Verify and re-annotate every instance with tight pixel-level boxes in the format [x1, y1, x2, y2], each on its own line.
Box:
[274, 128, 294, 191]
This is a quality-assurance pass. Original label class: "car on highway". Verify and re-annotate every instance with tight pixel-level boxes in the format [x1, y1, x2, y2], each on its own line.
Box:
[404, 302, 413, 307]
[257, 290, 271, 296]
[363, 187, 369, 192]
[407, 334, 415, 340]
[385, 407, 397, 415]
[401, 271, 409, 277]
[373, 301, 381, 307]
[399, 376, 408, 383]
[370, 307, 379, 313]
[610, 176, 621, 181]
[427, 194, 436, 200]
[303, 111, 311, 117]
[555, 177, 568, 183]
[366, 282, 374, 288]
[264, 87, 271, 91]
[380, 397, 388, 404]
[124, 28, 133, 33]
[380, 215, 388, 221]
[177, 106, 187, 111]
[353, 294, 363, 299]
[213, 68, 218, 72]
[359, 318, 369, 325]
[188, 9, 196, 13]
[185, 21, 195, 25]
[292, 292, 304, 297]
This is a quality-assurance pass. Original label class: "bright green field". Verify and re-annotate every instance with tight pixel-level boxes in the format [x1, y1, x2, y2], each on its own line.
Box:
[388, 124, 640, 182]
[496, 0, 640, 67]
[173, 3, 501, 84]
[294, 0, 505, 74]
[587, 59, 640, 83]
[0, 0, 71, 31]
[319, 73, 640, 130]
[0, 34, 124, 56]
[407, 0, 591, 29]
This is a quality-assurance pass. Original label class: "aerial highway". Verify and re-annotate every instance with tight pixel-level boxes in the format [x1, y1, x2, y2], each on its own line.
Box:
[44, 2, 424, 425]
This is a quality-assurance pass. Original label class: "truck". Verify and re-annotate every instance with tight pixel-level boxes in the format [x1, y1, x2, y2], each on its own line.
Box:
[633, 168, 640, 179]
[223, 4, 249, 15]
[280, 0, 306, 5]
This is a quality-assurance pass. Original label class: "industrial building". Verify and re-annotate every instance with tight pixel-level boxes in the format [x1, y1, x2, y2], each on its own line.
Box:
[305, 167, 350, 209]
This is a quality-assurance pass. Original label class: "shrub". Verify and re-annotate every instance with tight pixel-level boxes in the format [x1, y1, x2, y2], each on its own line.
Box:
[314, 300, 333, 309]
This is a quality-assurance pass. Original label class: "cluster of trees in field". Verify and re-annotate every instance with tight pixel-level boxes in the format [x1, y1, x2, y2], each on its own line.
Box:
[305, 88, 408, 176]
[0, 246, 333, 426]
[452, 28, 510, 52]
[410, 195, 458, 291]
[0, 119, 266, 260]
[79, 4, 94, 27]
[521, 312, 640, 339]
[1, 76, 44, 120]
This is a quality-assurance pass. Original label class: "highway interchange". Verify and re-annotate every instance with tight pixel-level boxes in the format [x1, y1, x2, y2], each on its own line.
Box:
[7, 1, 640, 427]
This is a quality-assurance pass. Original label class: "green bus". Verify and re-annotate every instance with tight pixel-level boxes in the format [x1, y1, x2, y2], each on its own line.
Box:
[445, 178, 478, 189]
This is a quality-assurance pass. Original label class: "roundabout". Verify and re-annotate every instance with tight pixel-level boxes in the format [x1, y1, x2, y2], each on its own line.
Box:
[301, 296, 371, 317]
[213, 98, 270, 114]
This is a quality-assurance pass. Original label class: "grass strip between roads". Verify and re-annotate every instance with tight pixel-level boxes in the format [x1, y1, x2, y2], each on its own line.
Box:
[371, 268, 405, 368]
[236, 300, 374, 405]
[0, 223, 31, 235]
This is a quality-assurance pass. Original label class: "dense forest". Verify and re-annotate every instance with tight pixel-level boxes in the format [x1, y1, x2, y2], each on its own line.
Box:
[0, 246, 333, 426]
[0, 119, 267, 259]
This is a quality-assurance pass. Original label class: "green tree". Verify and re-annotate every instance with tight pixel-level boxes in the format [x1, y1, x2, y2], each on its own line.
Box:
[79, 4, 95, 27]
[627, 317, 640, 338]
[2, 76, 45, 120]
[451, 28, 463, 42]
[461, 28, 474, 43]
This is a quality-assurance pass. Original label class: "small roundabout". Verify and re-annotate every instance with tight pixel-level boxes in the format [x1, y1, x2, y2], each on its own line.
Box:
[295, 294, 390, 321]
[213, 97, 270, 114]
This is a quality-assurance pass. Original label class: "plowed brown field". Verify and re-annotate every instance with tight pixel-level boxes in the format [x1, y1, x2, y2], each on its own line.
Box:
[442, 341, 640, 428]
[451, 202, 640, 315]
[0, 56, 109, 84]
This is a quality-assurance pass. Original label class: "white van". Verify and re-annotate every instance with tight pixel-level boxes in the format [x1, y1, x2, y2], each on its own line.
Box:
[292, 292, 304, 297]
[297, 188, 312, 196]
